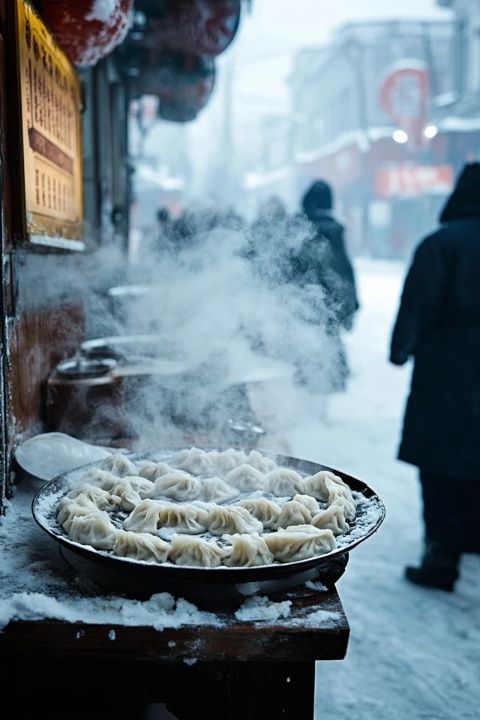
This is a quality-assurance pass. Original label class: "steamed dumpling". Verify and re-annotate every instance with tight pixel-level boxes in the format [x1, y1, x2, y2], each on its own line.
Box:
[112, 529, 170, 563]
[276, 499, 313, 528]
[146, 472, 202, 502]
[265, 468, 303, 496]
[57, 498, 100, 533]
[123, 498, 164, 534]
[209, 448, 248, 474]
[327, 491, 356, 522]
[65, 483, 119, 512]
[98, 475, 154, 511]
[225, 464, 267, 493]
[67, 511, 117, 550]
[311, 503, 350, 535]
[237, 497, 281, 530]
[168, 534, 228, 568]
[124, 499, 210, 535]
[245, 450, 277, 473]
[171, 447, 214, 475]
[208, 505, 263, 535]
[300, 470, 348, 502]
[292, 494, 320, 516]
[137, 461, 171, 481]
[223, 532, 274, 567]
[101, 453, 138, 477]
[79, 467, 119, 487]
[264, 525, 336, 562]
[199, 476, 239, 503]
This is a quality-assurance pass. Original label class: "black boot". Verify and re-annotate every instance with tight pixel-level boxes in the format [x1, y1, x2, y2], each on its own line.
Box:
[405, 542, 460, 592]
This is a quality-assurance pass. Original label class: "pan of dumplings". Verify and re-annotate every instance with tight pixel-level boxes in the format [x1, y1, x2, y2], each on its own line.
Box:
[32, 447, 385, 604]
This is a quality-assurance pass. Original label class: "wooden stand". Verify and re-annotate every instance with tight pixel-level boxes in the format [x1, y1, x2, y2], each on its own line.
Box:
[0, 585, 349, 720]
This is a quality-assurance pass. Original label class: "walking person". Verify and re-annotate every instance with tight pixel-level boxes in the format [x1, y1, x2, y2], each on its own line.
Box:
[390, 162, 480, 591]
[288, 180, 359, 412]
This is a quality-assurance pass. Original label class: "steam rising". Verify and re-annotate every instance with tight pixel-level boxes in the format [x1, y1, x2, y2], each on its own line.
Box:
[50, 212, 354, 449]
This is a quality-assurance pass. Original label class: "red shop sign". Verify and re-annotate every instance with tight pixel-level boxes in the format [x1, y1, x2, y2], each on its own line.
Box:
[376, 164, 453, 197]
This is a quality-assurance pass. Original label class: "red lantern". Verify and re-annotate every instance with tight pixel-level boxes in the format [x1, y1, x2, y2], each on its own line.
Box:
[148, 0, 241, 59]
[139, 51, 216, 123]
[40, 0, 134, 66]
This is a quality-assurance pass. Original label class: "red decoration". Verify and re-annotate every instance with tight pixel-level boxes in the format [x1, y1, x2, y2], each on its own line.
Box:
[139, 51, 216, 123]
[150, 0, 241, 58]
[379, 61, 430, 137]
[40, 0, 134, 66]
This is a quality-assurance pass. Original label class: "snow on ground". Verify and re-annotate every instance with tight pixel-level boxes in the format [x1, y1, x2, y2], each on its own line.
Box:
[284, 258, 480, 720]
[1, 258, 478, 717]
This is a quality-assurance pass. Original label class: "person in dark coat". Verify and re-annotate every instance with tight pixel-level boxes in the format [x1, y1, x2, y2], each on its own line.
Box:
[289, 180, 359, 393]
[390, 162, 480, 591]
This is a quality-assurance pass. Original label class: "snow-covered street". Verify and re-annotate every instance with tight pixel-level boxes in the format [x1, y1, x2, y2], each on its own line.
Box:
[285, 259, 480, 720]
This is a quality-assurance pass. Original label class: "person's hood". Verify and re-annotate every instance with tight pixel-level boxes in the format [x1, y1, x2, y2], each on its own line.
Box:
[440, 162, 480, 223]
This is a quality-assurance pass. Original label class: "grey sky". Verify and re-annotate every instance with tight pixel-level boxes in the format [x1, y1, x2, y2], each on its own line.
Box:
[232, 0, 451, 109]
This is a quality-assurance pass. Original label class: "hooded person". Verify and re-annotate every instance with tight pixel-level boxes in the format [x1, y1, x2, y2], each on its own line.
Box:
[390, 162, 480, 591]
[288, 180, 359, 395]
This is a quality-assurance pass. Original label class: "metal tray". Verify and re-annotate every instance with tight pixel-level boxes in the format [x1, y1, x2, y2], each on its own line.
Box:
[32, 452, 385, 606]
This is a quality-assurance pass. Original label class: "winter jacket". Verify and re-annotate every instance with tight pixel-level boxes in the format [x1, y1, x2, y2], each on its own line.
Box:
[289, 213, 359, 330]
[390, 218, 480, 479]
[288, 213, 359, 392]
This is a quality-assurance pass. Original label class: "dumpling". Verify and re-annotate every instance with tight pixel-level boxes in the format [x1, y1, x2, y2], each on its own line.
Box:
[276, 499, 313, 528]
[112, 529, 170, 563]
[137, 461, 171, 481]
[98, 475, 154, 511]
[245, 449, 277, 473]
[208, 505, 263, 535]
[57, 498, 100, 533]
[223, 533, 274, 567]
[265, 468, 303, 496]
[263, 526, 336, 562]
[66, 483, 118, 512]
[292, 494, 320, 516]
[101, 453, 138, 477]
[311, 504, 350, 535]
[300, 470, 349, 502]
[146, 472, 202, 502]
[78, 467, 119, 487]
[67, 511, 117, 550]
[125, 499, 210, 535]
[199, 476, 239, 503]
[171, 447, 214, 475]
[327, 490, 356, 522]
[168, 535, 228, 568]
[158, 503, 210, 534]
[123, 498, 164, 533]
[225, 464, 267, 493]
[237, 497, 281, 529]
[209, 448, 248, 474]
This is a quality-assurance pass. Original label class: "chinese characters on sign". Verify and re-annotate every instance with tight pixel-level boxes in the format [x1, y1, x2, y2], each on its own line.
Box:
[16, 0, 84, 247]
[379, 61, 429, 144]
[376, 165, 453, 198]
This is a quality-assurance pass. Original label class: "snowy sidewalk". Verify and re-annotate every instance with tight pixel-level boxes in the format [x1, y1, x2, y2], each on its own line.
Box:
[286, 259, 480, 720]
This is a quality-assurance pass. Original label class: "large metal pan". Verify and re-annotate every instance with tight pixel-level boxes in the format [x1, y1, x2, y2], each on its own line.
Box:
[32, 453, 385, 606]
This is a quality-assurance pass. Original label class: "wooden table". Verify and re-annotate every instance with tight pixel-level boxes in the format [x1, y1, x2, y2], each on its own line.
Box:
[0, 585, 349, 720]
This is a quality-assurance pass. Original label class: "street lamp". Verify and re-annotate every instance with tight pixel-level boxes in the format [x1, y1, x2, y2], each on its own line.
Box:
[392, 129, 409, 144]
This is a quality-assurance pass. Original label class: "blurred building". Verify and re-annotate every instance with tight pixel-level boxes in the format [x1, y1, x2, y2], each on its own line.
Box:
[290, 18, 480, 259]
[435, 1, 480, 117]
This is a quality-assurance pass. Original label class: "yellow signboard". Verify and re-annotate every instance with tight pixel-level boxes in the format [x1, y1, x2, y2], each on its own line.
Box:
[15, 0, 84, 249]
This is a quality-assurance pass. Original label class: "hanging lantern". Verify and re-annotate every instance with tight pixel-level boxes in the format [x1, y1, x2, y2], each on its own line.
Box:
[139, 50, 216, 123]
[39, 0, 134, 67]
[140, 0, 241, 59]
